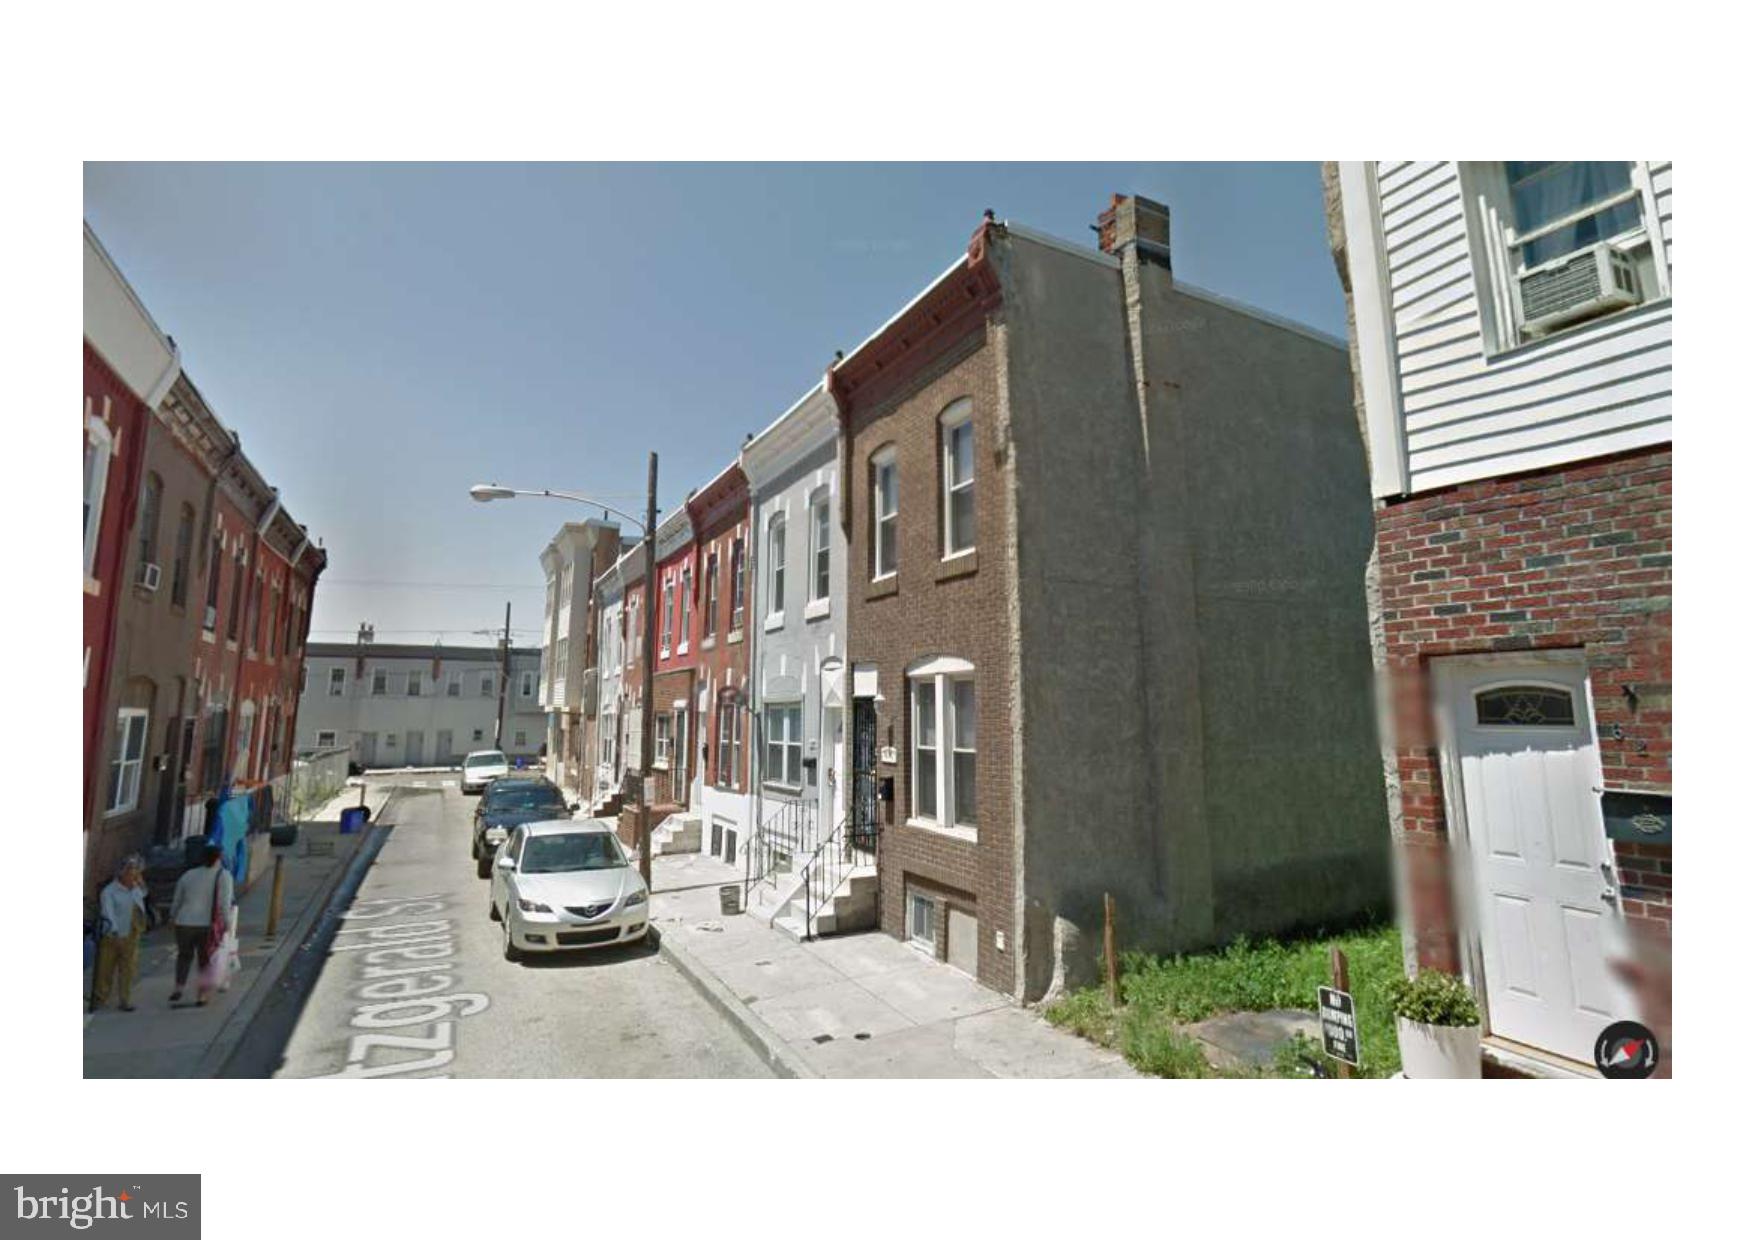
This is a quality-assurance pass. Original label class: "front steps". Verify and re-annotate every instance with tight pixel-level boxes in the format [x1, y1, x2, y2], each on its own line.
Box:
[767, 864, 879, 941]
[651, 812, 701, 856]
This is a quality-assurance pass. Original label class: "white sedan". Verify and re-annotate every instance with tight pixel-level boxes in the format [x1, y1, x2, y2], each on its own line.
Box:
[461, 749, 509, 794]
[488, 820, 650, 960]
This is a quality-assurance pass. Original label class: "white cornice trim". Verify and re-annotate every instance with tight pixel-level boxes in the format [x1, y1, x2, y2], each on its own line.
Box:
[740, 381, 837, 490]
[1338, 161, 1411, 497]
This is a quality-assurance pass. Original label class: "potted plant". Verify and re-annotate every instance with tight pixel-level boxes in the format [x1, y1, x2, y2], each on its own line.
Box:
[1385, 969, 1482, 1079]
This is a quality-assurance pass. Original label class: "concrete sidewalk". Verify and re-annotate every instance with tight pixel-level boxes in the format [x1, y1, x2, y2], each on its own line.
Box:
[82, 783, 397, 1078]
[649, 853, 1137, 1079]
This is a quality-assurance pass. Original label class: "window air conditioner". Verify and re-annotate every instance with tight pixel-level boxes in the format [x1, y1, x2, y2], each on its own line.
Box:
[1517, 242, 1640, 336]
[137, 561, 162, 592]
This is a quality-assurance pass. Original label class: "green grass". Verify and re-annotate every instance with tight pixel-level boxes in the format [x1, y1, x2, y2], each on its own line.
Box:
[1045, 923, 1405, 1078]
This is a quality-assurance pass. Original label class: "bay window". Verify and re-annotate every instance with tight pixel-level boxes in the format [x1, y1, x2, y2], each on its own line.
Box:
[908, 657, 976, 832]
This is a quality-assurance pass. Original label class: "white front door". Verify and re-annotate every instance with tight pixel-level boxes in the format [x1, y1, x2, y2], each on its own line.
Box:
[1437, 658, 1629, 1063]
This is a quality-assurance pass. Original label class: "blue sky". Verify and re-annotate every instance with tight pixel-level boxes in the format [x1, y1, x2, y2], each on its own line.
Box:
[83, 163, 1343, 646]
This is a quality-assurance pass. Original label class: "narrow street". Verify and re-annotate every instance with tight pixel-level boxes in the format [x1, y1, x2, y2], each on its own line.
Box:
[250, 776, 773, 1078]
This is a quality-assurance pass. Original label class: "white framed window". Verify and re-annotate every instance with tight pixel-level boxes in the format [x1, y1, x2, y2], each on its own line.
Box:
[316, 729, 337, 748]
[655, 712, 673, 767]
[106, 707, 149, 815]
[447, 671, 462, 697]
[908, 657, 976, 832]
[810, 490, 831, 604]
[627, 597, 641, 665]
[234, 701, 257, 780]
[763, 703, 803, 787]
[480, 671, 495, 697]
[729, 537, 746, 630]
[941, 400, 975, 557]
[83, 413, 113, 580]
[472, 728, 485, 744]
[406, 668, 423, 697]
[599, 714, 616, 766]
[717, 700, 742, 788]
[661, 577, 675, 655]
[329, 666, 346, 696]
[679, 565, 693, 651]
[907, 889, 936, 950]
[385, 732, 398, 748]
[767, 514, 786, 620]
[514, 730, 527, 747]
[371, 669, 388, 696]
[519, 670, 536, 699]
[872, 448, 898, 579]
[705, 553, 720, 636]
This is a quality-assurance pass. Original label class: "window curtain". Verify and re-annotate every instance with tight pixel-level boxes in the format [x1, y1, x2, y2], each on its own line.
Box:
[1506, 161, 1640, 266]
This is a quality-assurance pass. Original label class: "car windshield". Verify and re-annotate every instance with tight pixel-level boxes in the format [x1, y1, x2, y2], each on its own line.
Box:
[484, 783, 566, 811]
[519, 833, 625, 874]
[465, 753, 507, 768]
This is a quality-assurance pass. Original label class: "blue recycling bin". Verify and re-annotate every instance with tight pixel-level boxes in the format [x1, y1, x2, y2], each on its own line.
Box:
[340, 805, 369, 834]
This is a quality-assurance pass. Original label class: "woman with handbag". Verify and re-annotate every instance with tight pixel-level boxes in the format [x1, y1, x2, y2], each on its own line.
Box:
[168, 844, 233, 1006]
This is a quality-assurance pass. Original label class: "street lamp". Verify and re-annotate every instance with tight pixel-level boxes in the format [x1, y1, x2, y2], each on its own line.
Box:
[467, 457, 661, 889]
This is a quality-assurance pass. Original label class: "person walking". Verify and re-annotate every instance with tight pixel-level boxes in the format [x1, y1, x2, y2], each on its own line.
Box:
[168, 844, 233, 1006]
[89, 855, 149, 1012]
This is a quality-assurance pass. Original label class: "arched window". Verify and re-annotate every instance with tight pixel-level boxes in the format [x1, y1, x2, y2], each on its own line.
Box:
[1474, 684, 1576, 727]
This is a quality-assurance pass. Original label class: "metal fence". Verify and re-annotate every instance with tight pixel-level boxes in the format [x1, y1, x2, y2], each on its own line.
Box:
[267, 746, 354, 824]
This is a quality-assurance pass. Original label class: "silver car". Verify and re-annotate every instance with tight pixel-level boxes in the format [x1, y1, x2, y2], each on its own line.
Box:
[461, 749, 509, 794]
[488, 820, 650, 960]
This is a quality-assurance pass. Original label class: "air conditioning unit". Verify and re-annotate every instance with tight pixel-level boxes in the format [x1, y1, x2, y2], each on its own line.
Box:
[1517, 242, 1640, 336]
[136, 561, 162, 592]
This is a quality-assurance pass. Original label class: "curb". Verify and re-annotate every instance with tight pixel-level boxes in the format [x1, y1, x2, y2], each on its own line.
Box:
[657, 927, 816, 1080]
[195, 789, 402, 1077]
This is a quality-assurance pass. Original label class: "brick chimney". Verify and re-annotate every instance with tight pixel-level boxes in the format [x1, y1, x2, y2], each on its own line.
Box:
[1096, 193, 1171, 271]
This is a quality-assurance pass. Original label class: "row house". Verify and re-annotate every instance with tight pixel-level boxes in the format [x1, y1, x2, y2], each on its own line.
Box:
[648, 508, 700, 824]
[686, 463, 753, 863]
[1327, 161, 1672, 1074]
[831, 198, 1388, 996]
[84, 224, 325, 902]
[537, 519, 621, 792]
[740, 381, 850, 928]
[297, 630, 544, 765]
[589, 540, 644, 815]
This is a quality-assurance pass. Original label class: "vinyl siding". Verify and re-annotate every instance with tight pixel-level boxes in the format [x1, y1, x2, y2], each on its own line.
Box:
[1369, 160, 1672, 495]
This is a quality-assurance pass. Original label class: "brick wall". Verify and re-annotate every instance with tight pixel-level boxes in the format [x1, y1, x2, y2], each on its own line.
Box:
[1376, 444, 1672, 966]
[845, 327, 1016, 993]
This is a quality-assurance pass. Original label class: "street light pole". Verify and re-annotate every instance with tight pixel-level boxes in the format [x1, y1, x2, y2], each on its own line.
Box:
[494, 600, 511, 749]
[635, 451, 658, 889]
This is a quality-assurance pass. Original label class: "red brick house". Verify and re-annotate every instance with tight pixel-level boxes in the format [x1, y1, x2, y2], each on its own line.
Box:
[687, 463, 753, 863]
[1328, 161, 1671, 1073]
[650, 508, 700, 820]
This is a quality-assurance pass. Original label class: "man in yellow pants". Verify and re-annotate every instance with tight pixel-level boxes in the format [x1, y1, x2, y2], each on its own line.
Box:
[90, 855, 149, 1012]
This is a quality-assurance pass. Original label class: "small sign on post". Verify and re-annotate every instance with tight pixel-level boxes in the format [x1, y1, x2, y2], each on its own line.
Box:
[1319, 947, 1359, 1075]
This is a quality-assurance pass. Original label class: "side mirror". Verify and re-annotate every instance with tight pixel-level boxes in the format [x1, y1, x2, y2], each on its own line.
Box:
[496, 855, 515, 870]
[568, 802, 580, 814]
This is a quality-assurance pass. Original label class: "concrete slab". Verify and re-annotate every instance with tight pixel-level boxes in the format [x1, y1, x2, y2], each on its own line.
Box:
[1186, 1008, 1320, 1069]
[804, 930, 923, 981]
[710, 947, 849, 1004]
[749, 979, 916, 1046]
[852, 960, 1010, 1025]
[952, 1006, 1138, 1079]
[794, 1021, 992, 1079]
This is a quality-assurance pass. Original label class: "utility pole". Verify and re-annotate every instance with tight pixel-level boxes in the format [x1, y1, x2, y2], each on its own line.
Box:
[636, 451, 658, 888]
[494, 600, 511, 748]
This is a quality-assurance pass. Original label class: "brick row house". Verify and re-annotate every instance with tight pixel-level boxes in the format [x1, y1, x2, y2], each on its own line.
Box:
[1327, 161, 1671, 1074]
[537, 519, 621, 792]
[83, 224, 325, 906]
[647, 508, 701, 830]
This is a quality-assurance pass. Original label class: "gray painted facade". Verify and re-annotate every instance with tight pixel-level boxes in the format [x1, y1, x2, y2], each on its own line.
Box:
[297, 640, 545, 767]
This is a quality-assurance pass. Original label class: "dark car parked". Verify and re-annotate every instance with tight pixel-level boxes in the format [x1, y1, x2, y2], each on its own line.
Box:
[472, 775, 578, 877]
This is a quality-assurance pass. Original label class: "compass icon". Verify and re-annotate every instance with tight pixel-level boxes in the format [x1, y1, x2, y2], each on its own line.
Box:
[1593, 1020, 1660, 1079]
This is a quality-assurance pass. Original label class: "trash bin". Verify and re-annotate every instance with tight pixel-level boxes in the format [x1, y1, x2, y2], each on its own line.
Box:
[340, 805, 369, 834]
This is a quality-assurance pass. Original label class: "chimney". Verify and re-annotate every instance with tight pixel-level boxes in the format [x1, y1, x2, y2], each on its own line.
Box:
[357, 622, 375, 645]
[1096, 193, 1171, 271]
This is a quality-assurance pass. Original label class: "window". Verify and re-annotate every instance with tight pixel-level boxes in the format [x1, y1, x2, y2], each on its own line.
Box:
[316, 730, 337, 748]
[555, 638, 569, 686]
[244, 572, 261, 653]
[810, 491, 831, 603]
[729, 538, 746, 630]
[1505, 162, 1642, 269]
[406, 669, 422, 697]
[385, 733, 398, 748]
[599, 714, 616, 766]
[83, 415, 113, 578]
[908, 890, 936, 950]
[106, 708, 149, 815]
[328, 666, 346, 696]
[705, 552, 720, 636]
[520, 670, 536, 699]
[447, 671, 462, 697]
[661, 578, 675, 655]
[226, 552, 244, 641]
[480, 671, 495, 697]
[767, 515, 786, 619]
[136, 472, 163, 575]
[908, 658, 977, 831]
[872, 449, 898, 579]
[267, 584, 282, 658]
[627, 597, 640, 665]
[941, 401, 975, 557]
[513, 730, 527, 747]
[169, 506, 195, 607]
[372, 669, 388, 696]
[472, 728, 485, 744]
[234, 701, 256, 780]
[203, 535, 223, 631]
[717, 701, 741, 788]
[1474, 685, 1576, 728]
[679, 565, 693, 651]
[299, 664, 308, 695]
[655, 712, 673, 766]
[764, 703, 803, 787]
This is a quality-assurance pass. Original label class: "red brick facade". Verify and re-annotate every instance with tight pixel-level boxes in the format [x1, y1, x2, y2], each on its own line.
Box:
[688, 467, 752, 795]
[1377, 445, 1672, 968]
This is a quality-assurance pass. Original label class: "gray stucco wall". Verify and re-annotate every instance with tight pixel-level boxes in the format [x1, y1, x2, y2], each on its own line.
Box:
[999, 231, 1388, 999]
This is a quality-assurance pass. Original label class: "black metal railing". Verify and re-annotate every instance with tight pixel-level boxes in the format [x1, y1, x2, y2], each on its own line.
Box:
[744, 798, 816, 905]
[800, 812, 877, 939]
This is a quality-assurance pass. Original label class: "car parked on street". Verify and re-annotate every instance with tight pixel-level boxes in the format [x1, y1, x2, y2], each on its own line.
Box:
[461, 749, 509, 794]
[487, 820, 650, 961]
[472, 775, 578, 877]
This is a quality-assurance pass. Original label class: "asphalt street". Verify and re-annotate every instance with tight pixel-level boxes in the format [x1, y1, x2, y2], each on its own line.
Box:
[258, 776, 774, 1078]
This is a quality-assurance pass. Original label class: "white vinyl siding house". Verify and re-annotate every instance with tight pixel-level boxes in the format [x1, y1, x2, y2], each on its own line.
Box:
[1341, 161, 1672, 498]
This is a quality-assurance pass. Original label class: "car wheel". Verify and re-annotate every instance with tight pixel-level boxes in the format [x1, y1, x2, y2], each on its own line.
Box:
[476, 853, 492, 880]
[502, 914, 520, 962]
[488, 892, 501, 922]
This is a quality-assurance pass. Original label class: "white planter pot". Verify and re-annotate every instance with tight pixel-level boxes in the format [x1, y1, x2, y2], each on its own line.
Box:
[1396, 1017, 1482, 1079]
